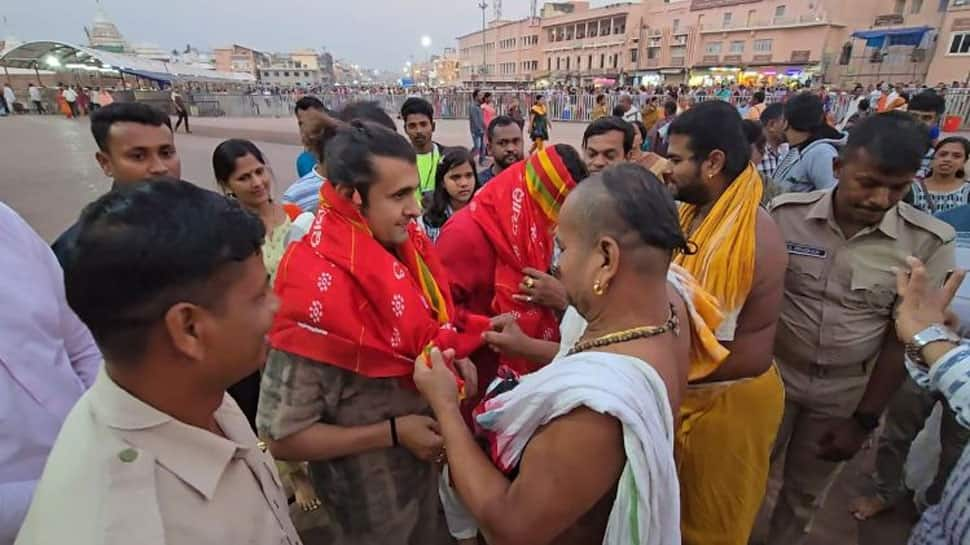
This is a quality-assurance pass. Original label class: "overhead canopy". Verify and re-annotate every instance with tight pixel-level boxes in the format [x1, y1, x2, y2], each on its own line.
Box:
[850, 26, 932, 48]
[0, 40, 255, 84]
[117, 67, 176, 83]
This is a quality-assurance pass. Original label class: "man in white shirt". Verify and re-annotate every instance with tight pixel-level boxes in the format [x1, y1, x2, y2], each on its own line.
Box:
[620, 94, 640, 124]
[62, 86, 79, 118]
[15, 180, 300, 545]
[2, 85, 15, 115]
[27, 84, 44, 114]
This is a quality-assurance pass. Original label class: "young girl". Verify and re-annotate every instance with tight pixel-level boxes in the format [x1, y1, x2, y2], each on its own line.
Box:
[910, 137, 970, 214]
[420, 147, 481, 243]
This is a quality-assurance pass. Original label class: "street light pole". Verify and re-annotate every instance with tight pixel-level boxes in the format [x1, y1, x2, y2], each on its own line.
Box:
[479, 1, 487, 81]
[421, 35, 432, 86]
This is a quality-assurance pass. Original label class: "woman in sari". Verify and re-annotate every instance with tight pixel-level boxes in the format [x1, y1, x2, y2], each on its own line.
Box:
[55, 85, 72, 119]
[528, 94, 551, 153]
[482, 92, 497, 145]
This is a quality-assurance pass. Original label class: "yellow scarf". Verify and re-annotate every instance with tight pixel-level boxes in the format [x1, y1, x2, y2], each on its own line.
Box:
[674, 163, 761, 380]
[668, 264, 730, 381]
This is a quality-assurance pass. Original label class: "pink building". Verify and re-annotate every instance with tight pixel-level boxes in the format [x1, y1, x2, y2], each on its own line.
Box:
[676, 0, 852, 85]
[455, 0, 969, 86]
[213, 45, 268, 80]
[835, 0, 951, 87]
[458, 18, 542, 85]
[926, 0, 970, 85]
[538, 2, 641, 86]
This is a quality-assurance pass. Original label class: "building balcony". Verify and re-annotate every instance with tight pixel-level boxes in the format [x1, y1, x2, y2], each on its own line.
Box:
[646, 58, 660, 67]
[671, 56, 686, 66]
[543, 34, 631, 52]
[700, 14, 835, 34]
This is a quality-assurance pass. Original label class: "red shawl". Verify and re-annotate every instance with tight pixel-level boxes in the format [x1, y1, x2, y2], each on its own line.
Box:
[469, 147, 578, 373]
[270, 182, 489, 383]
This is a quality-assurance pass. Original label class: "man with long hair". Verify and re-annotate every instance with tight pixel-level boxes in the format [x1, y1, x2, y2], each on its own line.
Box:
[259, 122, 488, 545]
[662, 100, 789, 545]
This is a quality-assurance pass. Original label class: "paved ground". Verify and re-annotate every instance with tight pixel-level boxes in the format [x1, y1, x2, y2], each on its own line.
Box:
[0, 114, 925, 545]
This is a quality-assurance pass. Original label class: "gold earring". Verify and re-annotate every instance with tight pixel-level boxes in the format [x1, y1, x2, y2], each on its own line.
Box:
[593, 280, 605, 296]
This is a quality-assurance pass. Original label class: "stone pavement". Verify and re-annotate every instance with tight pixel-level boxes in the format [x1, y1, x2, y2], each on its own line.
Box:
[0, 114, 927, 545]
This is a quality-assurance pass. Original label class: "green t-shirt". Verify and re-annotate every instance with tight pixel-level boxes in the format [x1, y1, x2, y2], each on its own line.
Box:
[416, 145, 440, 196]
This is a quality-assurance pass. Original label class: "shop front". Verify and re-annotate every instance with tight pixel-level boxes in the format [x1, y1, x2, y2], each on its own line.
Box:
[688, 66, 743, 87]
[659, 68, 686, 85]
[629, 71, 664, 87]
[739, 63, 822, 87]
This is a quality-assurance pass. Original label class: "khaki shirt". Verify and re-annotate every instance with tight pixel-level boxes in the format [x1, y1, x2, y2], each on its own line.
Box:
[15, 368, 301, 545]
[769, 189, 955, 368]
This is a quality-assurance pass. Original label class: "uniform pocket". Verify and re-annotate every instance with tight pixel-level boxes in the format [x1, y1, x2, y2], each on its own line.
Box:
[850, 268, 897, 313]
[784, 251, 826, 295]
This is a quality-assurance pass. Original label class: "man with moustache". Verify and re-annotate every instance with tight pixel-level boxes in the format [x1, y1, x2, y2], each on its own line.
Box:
[478, 116, 524, 185]
[761, 112, 954, 545]
[400, 97, 441, 202]
[51, 103, 180, 268]
[661, 100, 789, 545]
[15, 180, 299, 545]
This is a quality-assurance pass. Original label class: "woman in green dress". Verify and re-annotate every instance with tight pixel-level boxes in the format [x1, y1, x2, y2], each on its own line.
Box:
[212, 139, 323, 521]
[213, 139, 309, 280]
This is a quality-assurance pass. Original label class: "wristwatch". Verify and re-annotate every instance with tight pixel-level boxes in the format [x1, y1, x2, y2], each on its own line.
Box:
[906, 324, 962, 366]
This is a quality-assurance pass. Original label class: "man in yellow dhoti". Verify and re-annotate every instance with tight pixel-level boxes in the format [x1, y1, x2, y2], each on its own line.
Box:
[663, 101, 790, 545]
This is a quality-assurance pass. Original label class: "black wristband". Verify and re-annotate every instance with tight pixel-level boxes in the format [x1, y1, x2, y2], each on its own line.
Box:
[389, 417, 399, 447]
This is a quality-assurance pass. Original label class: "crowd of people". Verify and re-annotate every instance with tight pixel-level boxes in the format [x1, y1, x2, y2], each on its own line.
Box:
[2, 77, 970, 545]
[0, 82, 118, 117]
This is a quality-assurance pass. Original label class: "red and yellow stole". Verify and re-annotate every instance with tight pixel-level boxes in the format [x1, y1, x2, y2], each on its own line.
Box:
[270, 182, 489, 379]
[469, 147, 578, 373]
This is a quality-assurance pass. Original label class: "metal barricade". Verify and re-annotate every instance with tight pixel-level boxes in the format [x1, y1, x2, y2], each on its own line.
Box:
[945, 91, 970, 130]
[179, 89, 970, 129]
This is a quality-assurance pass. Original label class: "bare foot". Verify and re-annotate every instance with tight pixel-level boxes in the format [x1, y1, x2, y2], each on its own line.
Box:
[293, 473, 322, 512]
[849, 495, 892, 520]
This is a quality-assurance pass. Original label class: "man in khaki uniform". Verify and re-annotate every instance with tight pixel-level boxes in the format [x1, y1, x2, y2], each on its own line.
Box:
[760, 112, 955, 545]
[15, 181, 300, 545]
